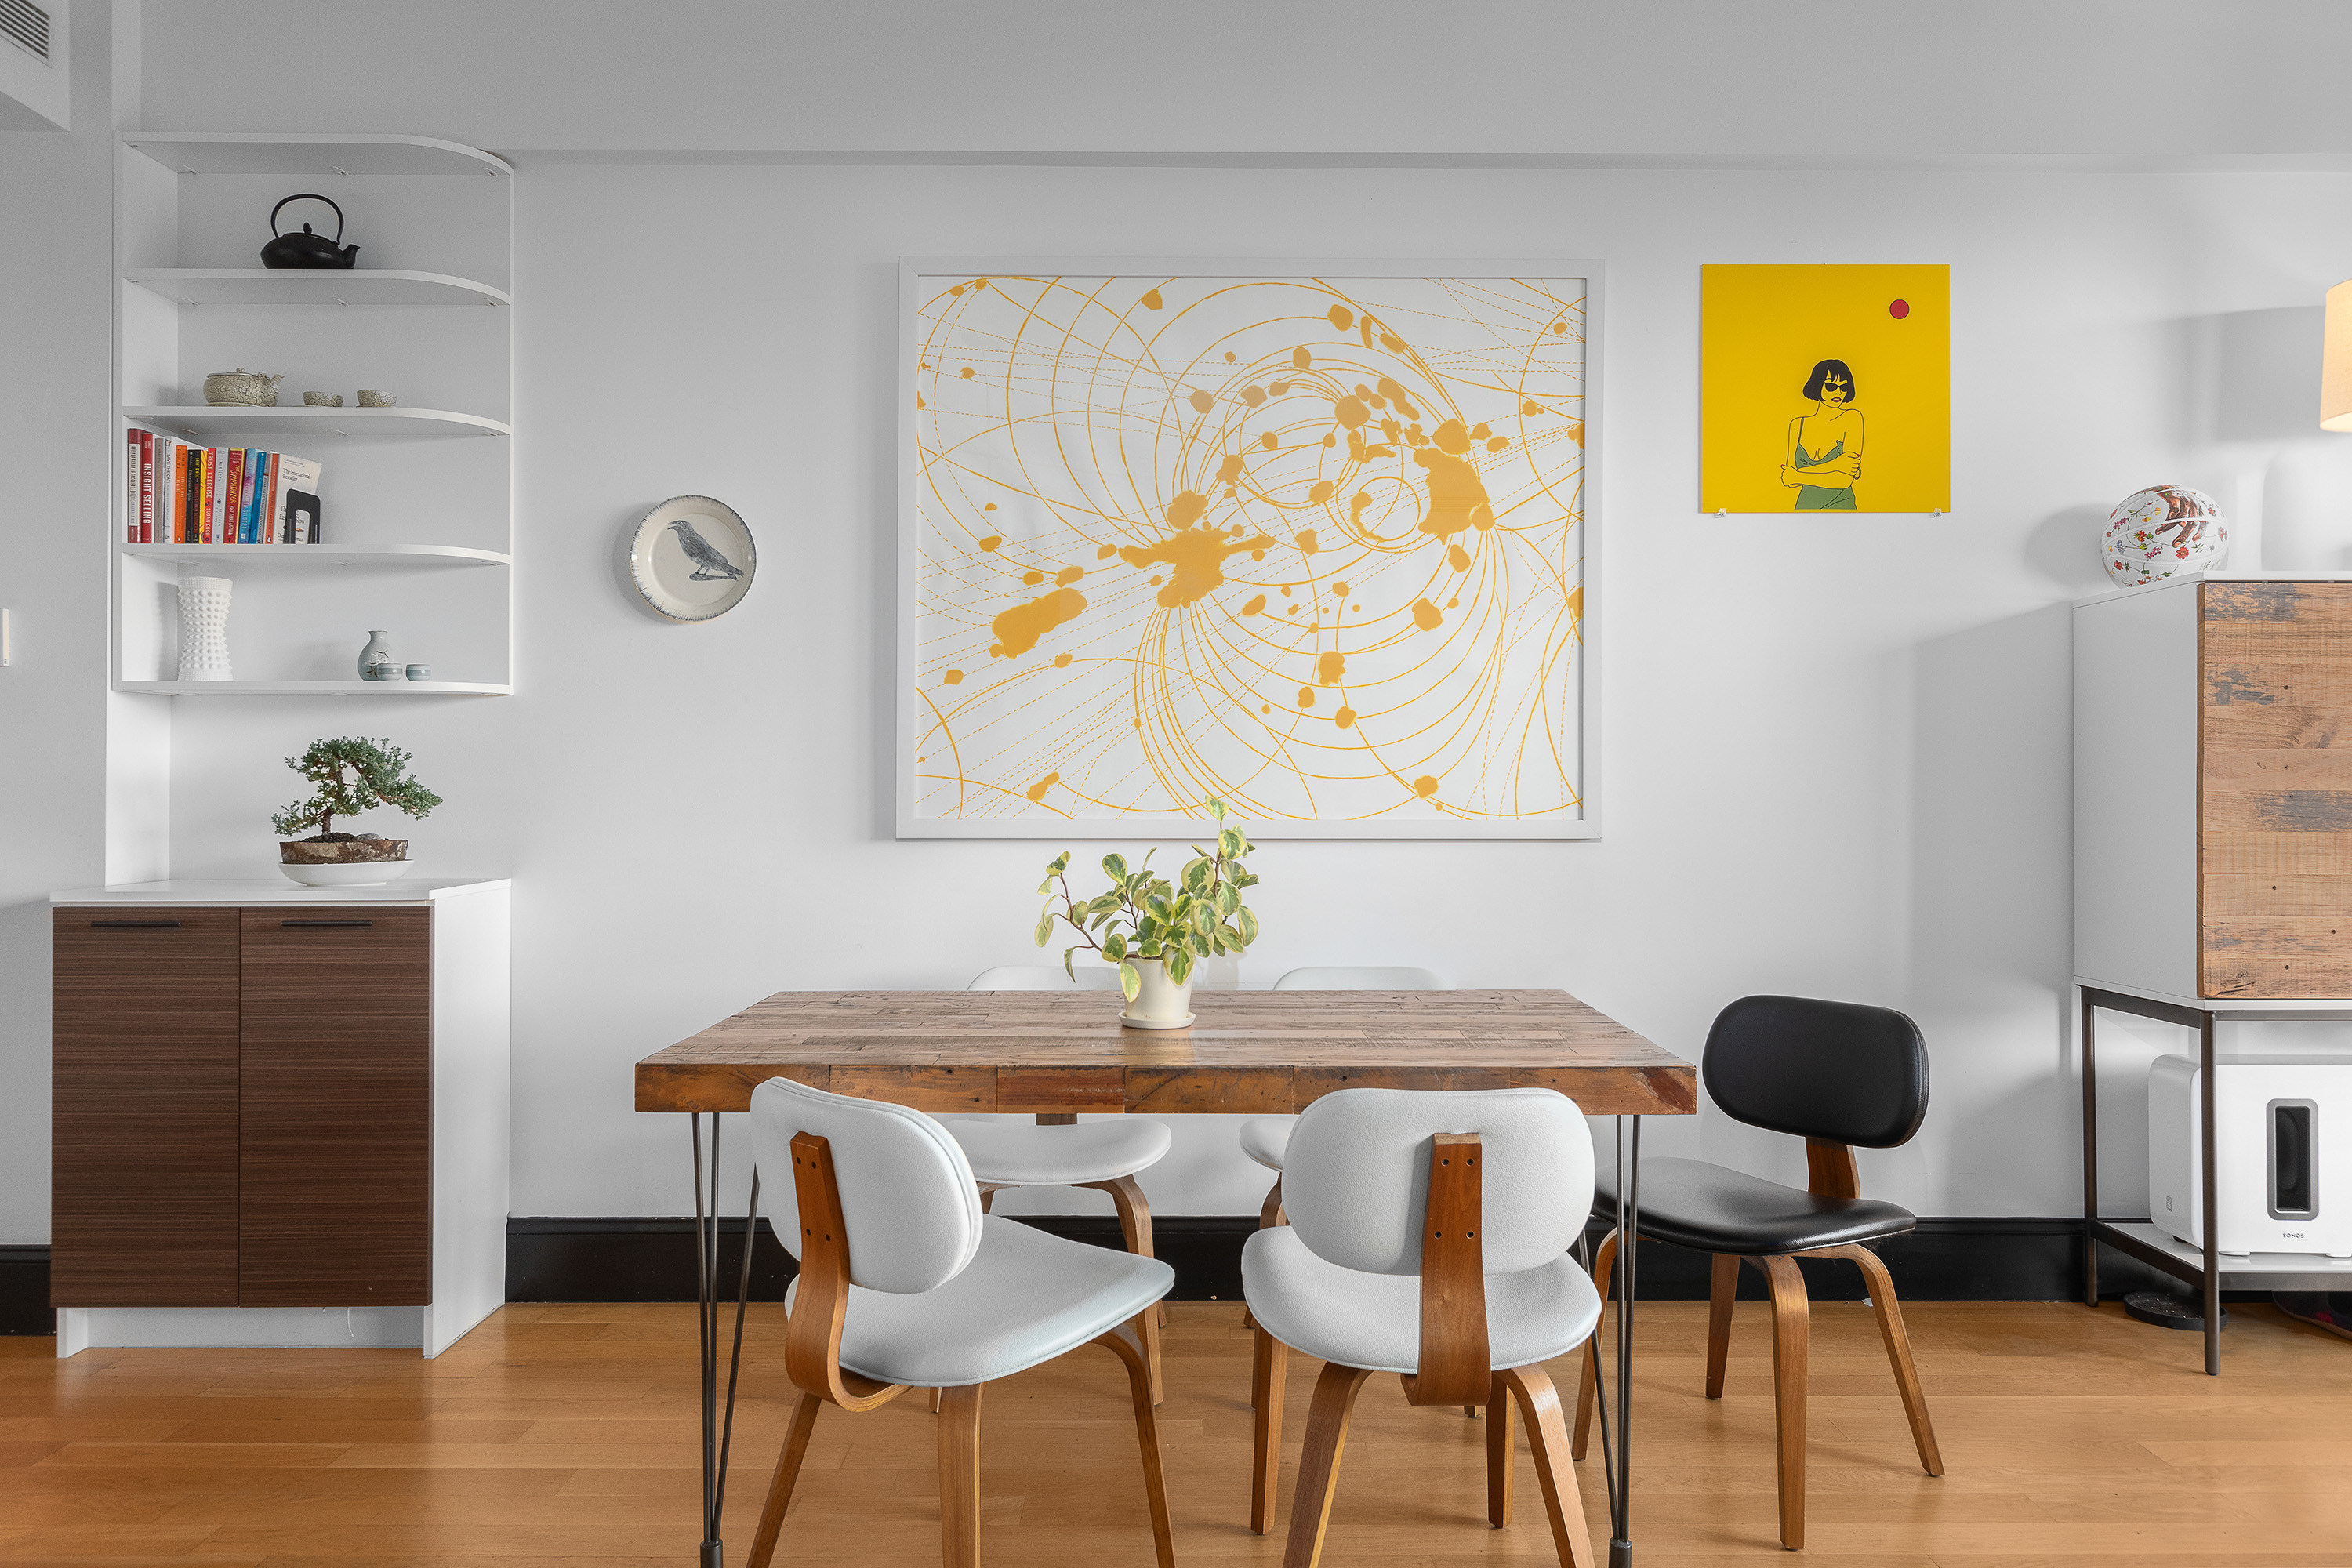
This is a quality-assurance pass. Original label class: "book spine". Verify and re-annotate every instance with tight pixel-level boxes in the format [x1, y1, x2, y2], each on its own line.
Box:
[187, 446, 204, 545]
[124, 430, 139, 543]
[165, 441, 181, 543]
[136, 430, 154, 544]
[224, 448, 245, 544]
[242, 449, 263, 543]
[174, 441, 190, 544]
[267, 452, 285, 543]
[207, 446, 225, 544]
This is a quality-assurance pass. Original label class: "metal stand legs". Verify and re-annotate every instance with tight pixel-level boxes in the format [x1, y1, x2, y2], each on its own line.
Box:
[691, 1112, 760, 1566]
[1606, 1115, 1642, 1567]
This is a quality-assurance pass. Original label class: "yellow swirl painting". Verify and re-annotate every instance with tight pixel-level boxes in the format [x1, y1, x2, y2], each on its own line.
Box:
[902, 268, 1594, 837]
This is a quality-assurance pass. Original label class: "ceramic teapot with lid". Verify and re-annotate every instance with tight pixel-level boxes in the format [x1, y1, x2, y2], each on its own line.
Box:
[260, 193, 360, 270]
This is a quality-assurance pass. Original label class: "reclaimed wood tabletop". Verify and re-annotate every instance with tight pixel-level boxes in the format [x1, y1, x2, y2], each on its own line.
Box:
[633, 989, 1694, 1117]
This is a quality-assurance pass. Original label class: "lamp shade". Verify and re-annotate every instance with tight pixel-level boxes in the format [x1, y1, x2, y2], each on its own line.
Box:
[2326, 280, 2352, 431]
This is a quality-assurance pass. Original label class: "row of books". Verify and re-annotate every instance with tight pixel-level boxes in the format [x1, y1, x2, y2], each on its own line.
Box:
[125, 429, 324, 545]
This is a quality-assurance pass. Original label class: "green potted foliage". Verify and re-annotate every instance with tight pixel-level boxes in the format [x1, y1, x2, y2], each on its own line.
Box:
[273, 735, 442, 887]
[1033, 798, 1261, 1027]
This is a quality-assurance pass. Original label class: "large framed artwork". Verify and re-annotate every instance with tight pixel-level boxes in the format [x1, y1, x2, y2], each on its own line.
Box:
[898, 258, 1601, 839]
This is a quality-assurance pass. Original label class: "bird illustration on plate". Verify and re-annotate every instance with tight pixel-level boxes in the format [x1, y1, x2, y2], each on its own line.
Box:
[667, 517, 744, 581]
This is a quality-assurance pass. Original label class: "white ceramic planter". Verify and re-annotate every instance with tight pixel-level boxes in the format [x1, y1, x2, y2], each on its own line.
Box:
[1120, 955, 1196, 1029]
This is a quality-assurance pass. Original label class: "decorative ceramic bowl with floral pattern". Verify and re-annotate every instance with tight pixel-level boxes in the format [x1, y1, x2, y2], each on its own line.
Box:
[2103, 485, 2227, 587]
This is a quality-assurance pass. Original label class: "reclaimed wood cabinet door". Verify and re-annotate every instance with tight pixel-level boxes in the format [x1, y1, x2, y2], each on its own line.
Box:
[50, 909, 241, 1305]
[238, 908, 432, 1305]
[2201, 581, 2352, 998]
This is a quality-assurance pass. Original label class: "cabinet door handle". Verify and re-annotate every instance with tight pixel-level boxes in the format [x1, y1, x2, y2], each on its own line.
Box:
[281, 919, 375, 928]
[89, 920, 183, 928]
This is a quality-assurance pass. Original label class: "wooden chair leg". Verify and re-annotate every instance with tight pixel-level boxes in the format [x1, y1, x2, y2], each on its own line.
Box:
[1281, 1361, 1374, 1568]
[1570, 1227, 1617, 1461]
[1485, 1372, 1513, 1528]
[1096, 1317, 1178, 1568]
[1824, 1243, 1944, 1476]
[1501, 1363, 1597, 1568]
[1250, 1326, 1289, 1534]
[930, 1387, 941, 1414]
[937, 1382, 984, 1568]
[1085, 1175, 1169, 1379]
[1759, 1254, 1810, 1552]
[1258, 1175, 1286, 1229]
[742, 1389, 822, 1568]
[1705, 1250, 1739, 1399]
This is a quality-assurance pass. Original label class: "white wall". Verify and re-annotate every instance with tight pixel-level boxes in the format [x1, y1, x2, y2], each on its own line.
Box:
[0, 0, 117, 1246]
[152, 159, 2352, 1226]
[12, 2, 2352, 1244]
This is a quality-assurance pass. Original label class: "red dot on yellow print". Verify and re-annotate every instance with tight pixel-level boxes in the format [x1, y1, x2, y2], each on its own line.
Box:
[1889, 299, 1910, 319]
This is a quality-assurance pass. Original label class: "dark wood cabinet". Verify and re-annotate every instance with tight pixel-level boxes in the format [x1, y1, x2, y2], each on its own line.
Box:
[49, 884, 510, 1350]
[238, 909, 433, 1305]
[51, 909, 241, 1306]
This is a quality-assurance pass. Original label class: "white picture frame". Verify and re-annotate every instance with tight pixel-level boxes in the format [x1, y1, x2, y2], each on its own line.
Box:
[896, 256, 1603, 840]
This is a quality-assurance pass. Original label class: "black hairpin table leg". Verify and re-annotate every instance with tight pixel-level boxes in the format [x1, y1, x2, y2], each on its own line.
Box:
[1609, 1115, 1642, 1568]
[691, 1113, 760, 1566]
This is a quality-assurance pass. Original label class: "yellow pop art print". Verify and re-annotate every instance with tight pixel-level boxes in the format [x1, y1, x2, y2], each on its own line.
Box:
[1700, 264, 1949, 514]
[898, 263, 1600, 839]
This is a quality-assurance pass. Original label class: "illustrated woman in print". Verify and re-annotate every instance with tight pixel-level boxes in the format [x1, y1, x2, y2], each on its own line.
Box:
[1782, 358, 1863, 510]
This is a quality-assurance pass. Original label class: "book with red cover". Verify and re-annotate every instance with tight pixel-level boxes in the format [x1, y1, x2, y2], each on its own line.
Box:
[205, 446, 224, 543]
[136, 430, 154, 543]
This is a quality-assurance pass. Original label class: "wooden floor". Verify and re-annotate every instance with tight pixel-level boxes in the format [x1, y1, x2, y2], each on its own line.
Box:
[5, 1298, 2352, 1566]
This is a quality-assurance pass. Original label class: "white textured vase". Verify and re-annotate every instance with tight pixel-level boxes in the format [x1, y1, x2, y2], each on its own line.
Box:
[1120, 956, 1196, 1028]
[176, 575, 234, 681]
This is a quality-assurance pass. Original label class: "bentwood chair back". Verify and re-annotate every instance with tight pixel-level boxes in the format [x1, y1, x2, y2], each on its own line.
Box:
[944, 966, 1174, 1401]
[1573, 995, 1942, 1551]
[743, 1076, 1175, 1568]
[968, 964, 1123, 990]
[1243, 1087, 1602, 1568]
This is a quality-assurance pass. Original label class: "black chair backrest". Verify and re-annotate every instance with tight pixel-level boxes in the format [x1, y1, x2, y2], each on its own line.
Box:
[1702, 995, 1928, 1149]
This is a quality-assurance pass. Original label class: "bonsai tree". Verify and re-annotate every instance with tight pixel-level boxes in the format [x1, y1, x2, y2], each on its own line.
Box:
[271, 735, 443, 841]
[1033, 798, 1261, 1000]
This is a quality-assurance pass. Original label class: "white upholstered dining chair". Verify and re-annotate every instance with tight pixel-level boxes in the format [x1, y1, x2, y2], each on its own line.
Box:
[1242, 965, 1454, 1221]
[743, 1076, 1175, 1568]
[937, 965, 1174, 1401]
[1243, 1086, 1603, 1568]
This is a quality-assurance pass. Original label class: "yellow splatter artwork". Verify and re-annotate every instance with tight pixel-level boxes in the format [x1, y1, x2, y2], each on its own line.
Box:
[901, 269, 1595, 837]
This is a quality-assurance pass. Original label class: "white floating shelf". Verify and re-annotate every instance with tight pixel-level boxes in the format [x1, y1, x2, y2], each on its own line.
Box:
[124, 268, 511, 310]
[118, 680, 512, 697]
[122, 543, 510, 568]
[123, 406, 511, 441]
[124, 132, 510, 180]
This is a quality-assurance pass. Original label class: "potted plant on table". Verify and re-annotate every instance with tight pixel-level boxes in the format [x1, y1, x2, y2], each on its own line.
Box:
[272, 735, 442, 886]
[1033, 798, 1261, 1028]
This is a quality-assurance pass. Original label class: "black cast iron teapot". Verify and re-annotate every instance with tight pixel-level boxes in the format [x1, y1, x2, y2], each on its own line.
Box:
[260, 194, 359, 270]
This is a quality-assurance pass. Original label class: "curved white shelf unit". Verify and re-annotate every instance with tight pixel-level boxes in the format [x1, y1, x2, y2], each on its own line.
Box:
[123, 132, 511, 180]
[124, 406, 510, 441]
[121, 543, 510, 568]
[124, 269, 511, 311]
[118, 681, 512, 697]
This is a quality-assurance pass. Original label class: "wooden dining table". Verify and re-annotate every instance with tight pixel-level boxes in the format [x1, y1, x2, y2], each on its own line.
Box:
[634, 987, 1696, 1568]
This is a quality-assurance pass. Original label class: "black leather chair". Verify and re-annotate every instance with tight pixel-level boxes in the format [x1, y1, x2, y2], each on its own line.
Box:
[1571, 995, 1944, 1551]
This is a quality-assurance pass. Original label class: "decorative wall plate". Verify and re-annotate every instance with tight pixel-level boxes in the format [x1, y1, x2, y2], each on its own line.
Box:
[630, 495, 756, 622]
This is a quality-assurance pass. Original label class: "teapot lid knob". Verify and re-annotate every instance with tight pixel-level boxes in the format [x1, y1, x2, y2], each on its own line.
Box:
[301, 223, 314, 234]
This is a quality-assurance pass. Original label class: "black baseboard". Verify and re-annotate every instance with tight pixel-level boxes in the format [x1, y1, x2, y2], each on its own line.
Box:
[0, 1247, 53, 1335]
[503, 1214, 2193, 1306]
[0, 1219, 2256, 1334]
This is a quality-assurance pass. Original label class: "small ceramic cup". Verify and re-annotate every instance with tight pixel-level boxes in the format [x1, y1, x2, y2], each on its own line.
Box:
[405, 663, 431, 681]
[357, 390, 397, 408]
[303, 391, 345, 407]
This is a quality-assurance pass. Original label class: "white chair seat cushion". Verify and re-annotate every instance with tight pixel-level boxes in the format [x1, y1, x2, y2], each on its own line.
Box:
[939, 1116, 1173, 1185]
[1238, 1116, 1294, 1172]
[786, 1214, 1173, 1388]
[1240, 1225, 1602, 1375]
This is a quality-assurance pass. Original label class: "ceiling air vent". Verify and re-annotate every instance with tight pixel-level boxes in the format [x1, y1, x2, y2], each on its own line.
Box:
[1, 0, 50, 61]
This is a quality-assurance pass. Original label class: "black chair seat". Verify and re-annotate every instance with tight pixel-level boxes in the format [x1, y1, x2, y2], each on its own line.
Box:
[1595, 1157, 1915, 1255]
